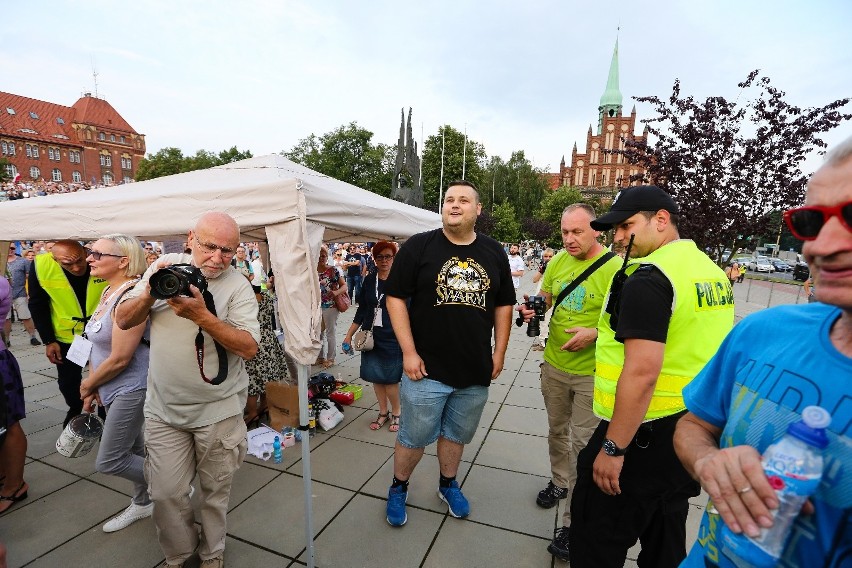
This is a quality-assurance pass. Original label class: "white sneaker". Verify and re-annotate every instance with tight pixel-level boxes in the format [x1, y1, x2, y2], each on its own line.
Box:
[103, 501, 154, 532]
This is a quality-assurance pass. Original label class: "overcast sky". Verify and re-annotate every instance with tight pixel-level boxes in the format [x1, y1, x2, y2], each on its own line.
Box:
[4, 0, 850, 175]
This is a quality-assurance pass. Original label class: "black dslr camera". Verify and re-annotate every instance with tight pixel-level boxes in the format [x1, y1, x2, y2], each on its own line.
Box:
[516, 295, 546, 337]
[149, 264, 208, 300]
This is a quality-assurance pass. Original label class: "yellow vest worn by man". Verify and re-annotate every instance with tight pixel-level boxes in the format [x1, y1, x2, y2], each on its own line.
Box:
[594, 240, 734, 421]
[34, 253, 107, 344]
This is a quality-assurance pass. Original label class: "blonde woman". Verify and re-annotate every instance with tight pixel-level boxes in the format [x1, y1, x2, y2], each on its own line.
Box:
[81, 234, 152, 533]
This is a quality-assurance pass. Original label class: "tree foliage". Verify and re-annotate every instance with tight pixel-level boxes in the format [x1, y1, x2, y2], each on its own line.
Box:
[283, 122, 392, 196]
[617, 71, 851, 261]
[135, 146, 254, 181]
[535, 185, 585, 245]
[0, 158, 11, 182]
[421, 125, 486, 212]
[490, 201, 521, 243]
[480, 151, 550, 221]
[522, 217, 553, 243]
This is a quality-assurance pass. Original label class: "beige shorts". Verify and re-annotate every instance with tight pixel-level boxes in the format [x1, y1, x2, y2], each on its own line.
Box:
[12, 297, 31, 320]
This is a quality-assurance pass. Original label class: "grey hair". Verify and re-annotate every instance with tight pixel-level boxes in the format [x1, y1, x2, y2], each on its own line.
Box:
[824, 134, 852, 167]
[101, 234, 147, 277]
[563, 203, 596, 218]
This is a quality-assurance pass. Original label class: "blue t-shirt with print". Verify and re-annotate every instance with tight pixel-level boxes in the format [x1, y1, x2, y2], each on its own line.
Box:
[680, 303, 852, 568]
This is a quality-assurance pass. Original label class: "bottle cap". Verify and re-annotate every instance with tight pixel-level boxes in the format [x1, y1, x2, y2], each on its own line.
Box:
[787, 406, 831, 449]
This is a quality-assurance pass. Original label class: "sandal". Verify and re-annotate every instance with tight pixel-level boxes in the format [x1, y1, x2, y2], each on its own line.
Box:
[322, 360, 334, 369]
[389, 414, 400, 433]
[370, 412, 389, 431]
[0, 481, 28, 514]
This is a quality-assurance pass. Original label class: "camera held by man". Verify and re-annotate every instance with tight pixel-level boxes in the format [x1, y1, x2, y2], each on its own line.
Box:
[149, 264, 207, 300]
[516, 295, 546, 336]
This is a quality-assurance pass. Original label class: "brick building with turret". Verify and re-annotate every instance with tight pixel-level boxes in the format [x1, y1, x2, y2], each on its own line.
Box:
[0, 91, 145, 186]
[549, 39, 648, 197]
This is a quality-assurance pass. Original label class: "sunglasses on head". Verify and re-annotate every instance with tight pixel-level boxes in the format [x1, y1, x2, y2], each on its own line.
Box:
[783, 200, 852, 240]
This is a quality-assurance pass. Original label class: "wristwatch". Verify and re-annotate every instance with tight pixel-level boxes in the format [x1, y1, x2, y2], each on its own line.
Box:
[602, 438, 628, 457]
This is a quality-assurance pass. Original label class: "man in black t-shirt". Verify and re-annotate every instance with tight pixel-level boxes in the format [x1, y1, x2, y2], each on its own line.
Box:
[343, 244, 363, 302]
[383, 180, 515, 527]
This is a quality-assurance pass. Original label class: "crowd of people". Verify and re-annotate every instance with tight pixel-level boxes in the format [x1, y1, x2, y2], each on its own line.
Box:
[1, 134, 851, 567]
[0, 179, 107, 200]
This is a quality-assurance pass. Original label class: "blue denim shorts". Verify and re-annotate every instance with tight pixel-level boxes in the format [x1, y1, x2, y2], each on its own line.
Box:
[396, 376, 488, 449]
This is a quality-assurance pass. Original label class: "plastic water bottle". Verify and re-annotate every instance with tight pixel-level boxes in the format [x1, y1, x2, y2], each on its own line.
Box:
[720, 406, 831, 568]
[272, 436, 283, 464]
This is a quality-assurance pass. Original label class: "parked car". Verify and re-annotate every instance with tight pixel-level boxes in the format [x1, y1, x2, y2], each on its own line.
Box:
[771, 259, 792, 272]
[793, 262, 810, 281]
[747, 257, 774, 272]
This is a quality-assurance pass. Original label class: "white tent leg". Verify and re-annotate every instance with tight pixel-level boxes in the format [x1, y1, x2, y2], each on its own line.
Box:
[298, 363, 315, 568]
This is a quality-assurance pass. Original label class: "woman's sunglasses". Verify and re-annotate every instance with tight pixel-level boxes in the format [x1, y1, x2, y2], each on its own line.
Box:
[85, 248, 124, 261]
[783, 200, 852, 241]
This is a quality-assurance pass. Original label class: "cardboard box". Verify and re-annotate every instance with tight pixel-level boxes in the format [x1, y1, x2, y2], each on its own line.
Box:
[266, 381, 300, 431]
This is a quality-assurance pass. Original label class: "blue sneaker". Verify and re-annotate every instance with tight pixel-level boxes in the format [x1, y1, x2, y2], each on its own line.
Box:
[438, 480, 469, 518]
[386, 485, 408, 527]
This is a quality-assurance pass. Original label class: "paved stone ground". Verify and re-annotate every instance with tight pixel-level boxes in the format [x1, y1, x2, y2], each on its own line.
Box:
[0, 270, 782, 567]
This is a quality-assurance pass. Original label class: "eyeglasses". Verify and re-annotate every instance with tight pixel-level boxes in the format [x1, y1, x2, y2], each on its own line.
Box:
[85, 248, 124, 261]
[374, 254, 394, 261]
[783, 200, 852, 240]
[195, 239, 236, 258]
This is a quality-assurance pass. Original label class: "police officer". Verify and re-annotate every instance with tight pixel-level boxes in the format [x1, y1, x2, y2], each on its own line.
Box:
[28, 240, 107, 426]
[566, 186, 734, 568]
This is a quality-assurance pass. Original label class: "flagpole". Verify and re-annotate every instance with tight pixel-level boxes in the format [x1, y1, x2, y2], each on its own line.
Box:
[462, 124, 467, 180]
[438, 128, 445, 212]
[419, 122, 424, 189]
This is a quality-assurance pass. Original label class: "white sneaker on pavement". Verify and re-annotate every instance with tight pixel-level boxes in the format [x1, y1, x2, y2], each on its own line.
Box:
[103, 501, 154, 532]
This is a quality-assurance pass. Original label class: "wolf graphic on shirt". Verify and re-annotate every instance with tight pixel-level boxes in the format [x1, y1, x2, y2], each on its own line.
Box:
[435, 257, 491, 310]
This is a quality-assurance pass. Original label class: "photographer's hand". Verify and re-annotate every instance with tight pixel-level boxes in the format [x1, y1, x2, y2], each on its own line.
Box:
[561, 327, 598, 352]
[166, 285, 211, 325]
[515, 294, 535, 323]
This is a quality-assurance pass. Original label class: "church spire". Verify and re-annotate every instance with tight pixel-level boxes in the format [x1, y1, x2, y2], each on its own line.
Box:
[598, 35, 623, 134]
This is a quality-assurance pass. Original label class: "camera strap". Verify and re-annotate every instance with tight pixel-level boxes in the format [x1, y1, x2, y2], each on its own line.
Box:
[195, 289, 229, 385]
[551, 251, 616, 315]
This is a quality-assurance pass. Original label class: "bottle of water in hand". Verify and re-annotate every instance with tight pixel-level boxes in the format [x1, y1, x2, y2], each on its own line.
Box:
[720, 406, 831, 567]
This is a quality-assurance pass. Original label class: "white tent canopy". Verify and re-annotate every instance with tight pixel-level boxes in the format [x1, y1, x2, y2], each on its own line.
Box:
[0, 154, 440, 567]
[0, 153, 441, 364]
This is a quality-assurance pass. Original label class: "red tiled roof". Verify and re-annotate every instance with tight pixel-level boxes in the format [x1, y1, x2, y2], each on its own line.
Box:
[0, 92, 77, 145]
[0, 92, 139, 146]
[70, 94, 136, 132]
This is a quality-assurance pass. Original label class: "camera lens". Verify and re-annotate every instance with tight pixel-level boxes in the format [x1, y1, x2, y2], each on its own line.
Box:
[151, 271, 181, 299]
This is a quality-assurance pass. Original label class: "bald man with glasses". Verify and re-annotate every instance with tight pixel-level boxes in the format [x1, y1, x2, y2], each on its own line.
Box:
[116, 212, 259, 568]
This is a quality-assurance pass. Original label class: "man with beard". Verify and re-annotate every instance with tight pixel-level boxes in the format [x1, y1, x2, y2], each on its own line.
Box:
[116, 212, 259, 568]
[508, 243, 525, 290]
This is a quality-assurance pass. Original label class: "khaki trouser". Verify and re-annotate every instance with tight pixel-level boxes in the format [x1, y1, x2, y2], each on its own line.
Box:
[145, 415, 247, 564]
[540, 361, 599, 527]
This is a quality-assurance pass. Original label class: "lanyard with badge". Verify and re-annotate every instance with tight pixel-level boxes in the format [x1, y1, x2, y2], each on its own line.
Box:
[373, 276, 383, 328]
[66, 279, 138, 367]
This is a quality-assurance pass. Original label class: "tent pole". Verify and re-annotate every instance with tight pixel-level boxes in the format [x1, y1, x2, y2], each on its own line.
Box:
[298, 363, 315, 567]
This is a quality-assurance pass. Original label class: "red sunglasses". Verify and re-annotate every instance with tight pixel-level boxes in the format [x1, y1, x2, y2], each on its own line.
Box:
[783, 200, 852, 241]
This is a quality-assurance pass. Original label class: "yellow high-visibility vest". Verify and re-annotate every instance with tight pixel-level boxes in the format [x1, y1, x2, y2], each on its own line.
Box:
[34, 253, 107, 344]
[594, 240, 734, 421]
